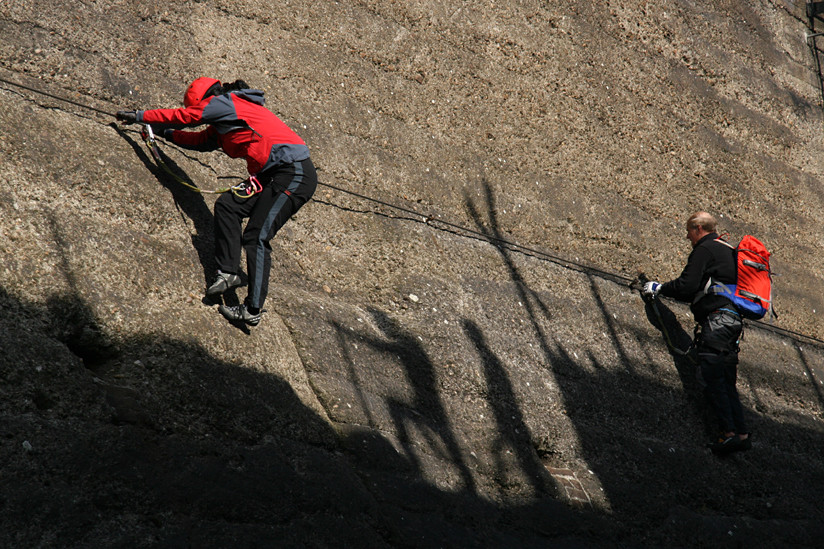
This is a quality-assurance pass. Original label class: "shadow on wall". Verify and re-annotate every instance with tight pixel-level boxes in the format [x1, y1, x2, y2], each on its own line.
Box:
[4, 182, 824, 547]
[0, 205, 611, 546]
[299, 178, 824, 545]
[1, 284, 624, 547]
[346, 308, 479, 493]
[113, 124, 217, 284]
[461, 318, 556, 498]
[640, 296, 718, 435]
[459, 179, 824, 544]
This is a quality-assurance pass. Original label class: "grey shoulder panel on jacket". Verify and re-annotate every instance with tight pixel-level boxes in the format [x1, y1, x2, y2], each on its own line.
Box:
[232, 89, 265, 106]
[201, 94, 248, 134]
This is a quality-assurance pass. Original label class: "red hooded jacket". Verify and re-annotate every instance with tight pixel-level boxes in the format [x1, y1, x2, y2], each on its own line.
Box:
[136, 78, 309, 175]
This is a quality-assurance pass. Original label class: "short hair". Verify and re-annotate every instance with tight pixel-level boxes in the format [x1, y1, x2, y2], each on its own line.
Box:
[686, 211, 717, 233]
[203, 80, 251, 101]
[222, 80, 250, 93]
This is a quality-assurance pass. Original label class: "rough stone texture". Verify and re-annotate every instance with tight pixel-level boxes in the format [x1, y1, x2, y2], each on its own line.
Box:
[1, 0, 823, 547]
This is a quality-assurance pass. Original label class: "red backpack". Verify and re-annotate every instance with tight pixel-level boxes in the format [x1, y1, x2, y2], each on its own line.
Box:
[708, 235, 774, 320]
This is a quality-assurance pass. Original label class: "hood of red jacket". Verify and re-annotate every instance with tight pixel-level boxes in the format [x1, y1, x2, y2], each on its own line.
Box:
[183, 77, 221, 108]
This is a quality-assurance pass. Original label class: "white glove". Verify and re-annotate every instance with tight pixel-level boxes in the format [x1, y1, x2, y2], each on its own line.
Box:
[642, 281, 661, 297]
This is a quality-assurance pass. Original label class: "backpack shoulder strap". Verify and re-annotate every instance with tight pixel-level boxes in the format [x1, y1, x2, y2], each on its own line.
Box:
[693, 277, 732, 304]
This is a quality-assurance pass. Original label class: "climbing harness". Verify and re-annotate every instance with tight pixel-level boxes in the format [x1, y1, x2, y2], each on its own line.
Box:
[140, 124, 261, 198]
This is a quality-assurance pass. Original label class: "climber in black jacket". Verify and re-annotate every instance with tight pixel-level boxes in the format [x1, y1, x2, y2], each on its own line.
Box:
[643, 211, 751, 455]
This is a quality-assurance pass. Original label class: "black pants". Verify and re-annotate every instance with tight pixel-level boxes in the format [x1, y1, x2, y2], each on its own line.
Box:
[697, 310, 747, 434]
[213, 158, 317, 309]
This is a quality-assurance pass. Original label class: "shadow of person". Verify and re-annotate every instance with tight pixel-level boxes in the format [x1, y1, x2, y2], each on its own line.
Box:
[111, 123, 217, 285]
[364, 308, 478, 494]
[641, 295, 717, 435]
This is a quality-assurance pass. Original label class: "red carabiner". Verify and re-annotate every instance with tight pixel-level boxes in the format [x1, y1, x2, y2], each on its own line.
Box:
[233, 175, 263, 198]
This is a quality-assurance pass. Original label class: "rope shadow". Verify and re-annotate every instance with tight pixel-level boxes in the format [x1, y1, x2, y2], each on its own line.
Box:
[463, 179, 585, 491]
[464, 179, 555, 359]
[461, 319, 557, 497]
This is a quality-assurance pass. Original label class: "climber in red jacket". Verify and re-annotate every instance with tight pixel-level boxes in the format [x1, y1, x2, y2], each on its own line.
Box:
[118, 78, 317, 326]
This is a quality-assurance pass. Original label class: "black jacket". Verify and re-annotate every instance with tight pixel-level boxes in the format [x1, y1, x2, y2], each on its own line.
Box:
[660, 233, 737, 322]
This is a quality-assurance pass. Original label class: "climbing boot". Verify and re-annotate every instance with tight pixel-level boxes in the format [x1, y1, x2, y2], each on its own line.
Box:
[206, 271, 241, 296]
[218, 303, 262, 326]
[708, 433, 750, 455]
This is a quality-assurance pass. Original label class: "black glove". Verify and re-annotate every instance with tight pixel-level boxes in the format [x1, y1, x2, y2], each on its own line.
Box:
[116, 110, 137, 125]
[162, 128, 175, 141]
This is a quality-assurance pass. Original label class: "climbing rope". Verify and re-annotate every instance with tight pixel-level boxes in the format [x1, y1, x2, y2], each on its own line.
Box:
[0, 75, 117, 117]
[1, 74, 823, 350]
[0, 75, 259, 197]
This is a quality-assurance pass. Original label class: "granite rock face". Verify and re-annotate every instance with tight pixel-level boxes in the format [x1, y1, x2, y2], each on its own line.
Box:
[1, 1, 823, 546]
